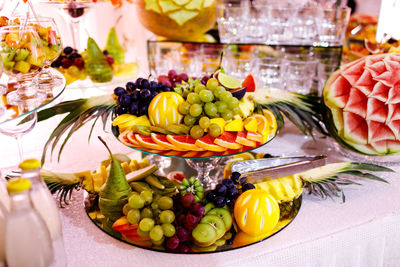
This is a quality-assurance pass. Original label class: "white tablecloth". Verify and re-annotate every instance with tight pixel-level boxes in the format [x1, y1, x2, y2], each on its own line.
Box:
[1, 89, 399, 267]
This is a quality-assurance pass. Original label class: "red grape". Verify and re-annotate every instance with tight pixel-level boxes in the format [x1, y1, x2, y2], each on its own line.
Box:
[177, 243, 190, 253]
[178, 73, 189, 82]
[181, 193, 194, 208]
[184, 214, 198, 230]
[190, 202, 205, 217]
[176, 214, 185, 226]
[73, 57, 84, 69]
[61, 58, 72, 68]
[168, 69, 177, 79]
[166, 236, 180, 250]
[176, 227, 191, 242]
[105, 55, 114, 65]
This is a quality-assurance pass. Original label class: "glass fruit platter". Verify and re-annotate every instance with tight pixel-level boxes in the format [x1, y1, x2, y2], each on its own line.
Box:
[79, 144, 304, 254]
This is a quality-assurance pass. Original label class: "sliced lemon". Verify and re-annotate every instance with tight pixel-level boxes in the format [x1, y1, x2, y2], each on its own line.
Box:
[243, 116, 257, 132]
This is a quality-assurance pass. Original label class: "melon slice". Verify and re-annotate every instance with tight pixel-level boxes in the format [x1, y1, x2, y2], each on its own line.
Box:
[323, 53, 400, 155]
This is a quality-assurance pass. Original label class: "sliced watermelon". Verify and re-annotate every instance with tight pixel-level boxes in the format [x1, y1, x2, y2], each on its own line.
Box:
[242, 74, 255, 92]
[343, 88, 368, 118]
[324, 54, 400, 155]
[366, 98, 387, 123]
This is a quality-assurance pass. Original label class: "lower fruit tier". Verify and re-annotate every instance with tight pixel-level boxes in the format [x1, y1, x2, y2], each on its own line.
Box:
[84, 192, 301, 254]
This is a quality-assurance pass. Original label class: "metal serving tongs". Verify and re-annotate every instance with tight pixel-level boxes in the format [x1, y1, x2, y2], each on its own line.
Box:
[230, 155, 327, 183]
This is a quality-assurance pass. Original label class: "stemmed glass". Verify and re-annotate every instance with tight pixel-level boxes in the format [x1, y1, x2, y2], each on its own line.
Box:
[18, 17, 63, 97]
[0, 25, 46, 108]
[38, 1, 93, 52]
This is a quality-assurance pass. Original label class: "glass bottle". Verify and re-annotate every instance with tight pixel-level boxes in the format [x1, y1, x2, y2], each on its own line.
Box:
[5, 178, 54, 267]
[19, 159, 67, 267]
[0, 173, 9, 267]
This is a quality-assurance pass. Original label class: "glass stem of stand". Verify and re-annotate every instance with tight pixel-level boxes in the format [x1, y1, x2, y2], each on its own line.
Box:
[69, 20, 82, 51]
[15, 134, 24, 162]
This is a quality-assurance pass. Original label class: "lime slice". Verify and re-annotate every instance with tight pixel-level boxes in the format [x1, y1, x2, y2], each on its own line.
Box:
[217, 73, 242, 89]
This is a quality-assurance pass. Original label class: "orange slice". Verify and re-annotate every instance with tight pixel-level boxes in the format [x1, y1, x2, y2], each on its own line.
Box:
[214, 132, 242, 149]
[246, 132, 264, 143]
[166, 135, 205, 151]
[253, 114, 269, 136]
[195, 134, 227, 152]
[135, 134, 169, 150]
[126, 131, 140, 147]
[151, 133, 187, 151]
[236, 131, 257, 147]
[233, 152, 256, 161]
[118, 130, 138, 147]
[262, 109, 278, 137]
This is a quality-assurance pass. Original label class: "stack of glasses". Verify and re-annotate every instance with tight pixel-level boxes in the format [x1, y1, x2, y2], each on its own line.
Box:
[217, 3, 351, 47]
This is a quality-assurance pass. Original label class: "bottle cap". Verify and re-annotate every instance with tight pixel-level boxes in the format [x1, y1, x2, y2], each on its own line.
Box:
[7, 178, 31, 194]
[19, 158, 41, 171]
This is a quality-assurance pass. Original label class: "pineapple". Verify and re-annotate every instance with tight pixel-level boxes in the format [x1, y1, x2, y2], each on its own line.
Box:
[255, 162, 391, 203]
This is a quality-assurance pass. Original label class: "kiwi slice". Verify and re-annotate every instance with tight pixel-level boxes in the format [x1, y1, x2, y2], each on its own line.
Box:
[165, 124, 190, 135]
[132, 125, 151, 136]
[214, 238, 226, 247]
[200, 215, 226, 239]
[192, 223, 217, 247]
[207, 208, 233, 231]
[149, 126, 173, 135]
[191, 243, 218, 252]
[204, 202, 215, 214]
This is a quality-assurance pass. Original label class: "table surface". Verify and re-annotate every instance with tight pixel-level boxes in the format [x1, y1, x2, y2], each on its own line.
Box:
[0, 89, 399, 267]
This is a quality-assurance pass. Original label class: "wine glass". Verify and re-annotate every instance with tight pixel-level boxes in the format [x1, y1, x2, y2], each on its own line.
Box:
[18, 17, 63, 97]
[0, 109, 37, 163]
[0, 25, 46, 108]
[38, 1, 93, 52]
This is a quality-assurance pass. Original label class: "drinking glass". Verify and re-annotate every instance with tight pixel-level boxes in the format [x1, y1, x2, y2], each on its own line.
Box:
[245, 5, 269, 43]
[267, 5, 296, 44]
[254, 54, 283, 88]
[18, 17, 63, 97]
[200, 44, 224, 74]
[281, 54, 318, 94]
[185, 158, 221, 191]
[0, 25, 46, 108]
[223, 50, 253, 79]
[316, 6, 351, 46]
[216, 5, 247, 43]
[289, 7, 318, 45]
[177, 49, 202, 78]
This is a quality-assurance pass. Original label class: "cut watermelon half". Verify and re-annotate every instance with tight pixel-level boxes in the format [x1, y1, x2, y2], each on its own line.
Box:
[323, 53, 400, 155]
[166, 135, 205, 151]
[195, 134, 227, 152]
[214, 132, 242, 149]
[236, 131, 256, 147]
[135, 134, 169, 151]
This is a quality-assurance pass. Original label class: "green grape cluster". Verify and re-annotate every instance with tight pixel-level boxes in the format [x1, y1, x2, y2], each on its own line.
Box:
[177, 78, 241, 139]
[123, 191, 176, 246]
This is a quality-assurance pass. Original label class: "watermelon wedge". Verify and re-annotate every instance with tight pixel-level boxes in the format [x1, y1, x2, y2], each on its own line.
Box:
[323, 53, 400, 155]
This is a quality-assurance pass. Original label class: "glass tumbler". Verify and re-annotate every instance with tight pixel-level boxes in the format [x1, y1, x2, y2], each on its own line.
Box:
[316, 6, 351, 46]
[281, 54, 318, 94]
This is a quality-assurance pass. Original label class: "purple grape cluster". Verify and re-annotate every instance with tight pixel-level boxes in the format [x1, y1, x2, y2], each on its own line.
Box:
[114, 78, 173, 116]
[157, 69, 210, 88]
[165, 193, 205, 252]
[206, 172, 255, 208]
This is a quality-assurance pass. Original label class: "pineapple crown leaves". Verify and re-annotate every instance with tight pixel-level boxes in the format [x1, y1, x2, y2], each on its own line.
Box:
[253, 88, 327, 137]
[300, 162, 392, 202]
[36, 95, 117, 164]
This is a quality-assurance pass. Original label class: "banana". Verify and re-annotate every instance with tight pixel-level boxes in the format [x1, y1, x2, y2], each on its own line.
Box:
[130, 181, 152, 193]
[145, 175, 165, 190]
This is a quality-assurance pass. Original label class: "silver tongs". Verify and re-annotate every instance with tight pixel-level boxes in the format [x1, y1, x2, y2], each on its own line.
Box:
[230, 155, 327, 183]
